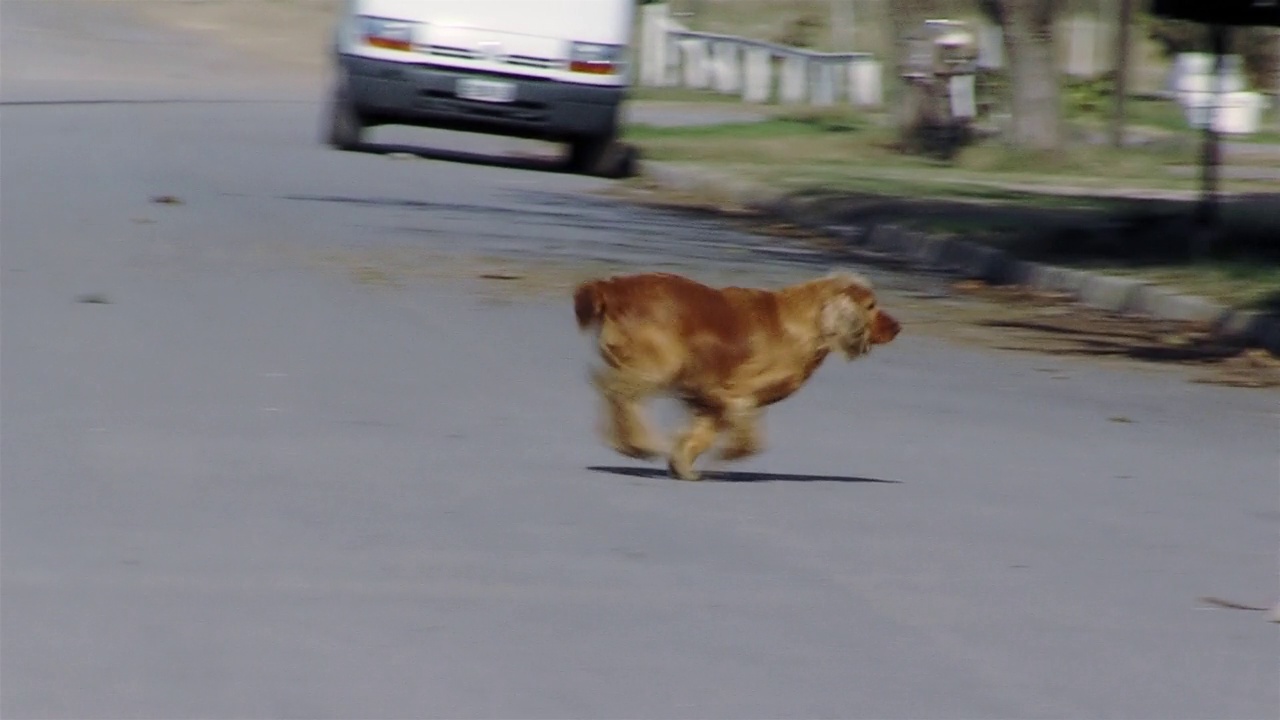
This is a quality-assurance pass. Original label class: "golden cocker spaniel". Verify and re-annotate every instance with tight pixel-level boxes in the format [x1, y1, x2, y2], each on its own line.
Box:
[573, 270, 900, 480]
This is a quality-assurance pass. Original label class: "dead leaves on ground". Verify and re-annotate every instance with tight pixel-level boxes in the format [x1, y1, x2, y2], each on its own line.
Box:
[949, 279, 1280, 389]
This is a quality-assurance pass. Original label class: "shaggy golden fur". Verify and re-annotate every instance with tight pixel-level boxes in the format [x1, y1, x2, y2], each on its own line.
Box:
[573, 270, 901, 480]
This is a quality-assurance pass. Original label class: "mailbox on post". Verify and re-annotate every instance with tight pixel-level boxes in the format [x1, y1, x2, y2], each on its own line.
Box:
[1150, 0, 1280, 240]
[897, 19, 980, 158]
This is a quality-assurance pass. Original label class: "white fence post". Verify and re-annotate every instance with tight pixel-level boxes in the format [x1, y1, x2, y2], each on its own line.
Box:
[681, 37, 712, 89]
[712, 41, 741, 94]
[742, 46, 773, 103]
[811, 60, 837, 106]
[780, 54, 808, 104]
[848, 59, 883, 107]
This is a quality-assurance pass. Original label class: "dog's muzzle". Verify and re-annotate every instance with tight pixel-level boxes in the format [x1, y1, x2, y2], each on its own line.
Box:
[872, 312, 901, 344]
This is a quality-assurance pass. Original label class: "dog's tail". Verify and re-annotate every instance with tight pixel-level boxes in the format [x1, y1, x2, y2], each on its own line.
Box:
[573, 279, 607, 331]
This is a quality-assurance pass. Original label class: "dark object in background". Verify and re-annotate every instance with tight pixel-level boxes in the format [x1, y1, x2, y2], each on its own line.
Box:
[1149, 0, 1280, 27]
[1149, 0, 1280, 255]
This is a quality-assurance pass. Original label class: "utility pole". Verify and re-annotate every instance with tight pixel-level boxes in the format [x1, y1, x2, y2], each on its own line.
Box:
[1193, 24, 1230, 257]
[1109, 0, 1134, 148]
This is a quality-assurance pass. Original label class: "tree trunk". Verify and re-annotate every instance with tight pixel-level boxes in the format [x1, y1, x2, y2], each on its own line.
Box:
[1001, 2, 1061, 150]
[886, 1, 915, 136]
[1109, 0, 1134, 148]
[981, 0, 1062, 151]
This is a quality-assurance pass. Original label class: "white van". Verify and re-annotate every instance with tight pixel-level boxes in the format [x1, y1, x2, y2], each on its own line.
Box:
[325, 0, 635, 176]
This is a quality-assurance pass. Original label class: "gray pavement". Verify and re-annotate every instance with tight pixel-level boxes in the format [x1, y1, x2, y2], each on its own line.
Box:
[2, 3, 1278, 718]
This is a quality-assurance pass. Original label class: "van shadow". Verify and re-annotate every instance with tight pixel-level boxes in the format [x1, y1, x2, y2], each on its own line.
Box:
[587, 465, 902, 484]
[345, 140, 569, 175]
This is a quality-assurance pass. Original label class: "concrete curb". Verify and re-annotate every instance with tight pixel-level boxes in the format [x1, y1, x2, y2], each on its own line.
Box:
[639, 161, 1280, 355]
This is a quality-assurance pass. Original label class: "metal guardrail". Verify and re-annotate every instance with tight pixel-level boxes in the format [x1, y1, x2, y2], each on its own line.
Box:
[667, 28, 874, 62]
[639, 4, 885, 107]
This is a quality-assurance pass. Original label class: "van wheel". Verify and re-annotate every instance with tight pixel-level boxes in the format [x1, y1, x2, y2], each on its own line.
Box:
[325, 80, 364, 151]
[567, 135, 637, 179]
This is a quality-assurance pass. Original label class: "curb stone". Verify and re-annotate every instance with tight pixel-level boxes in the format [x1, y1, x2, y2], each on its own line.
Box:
[639, 161, 1280, 355]
[1080, 275, 1147, 314]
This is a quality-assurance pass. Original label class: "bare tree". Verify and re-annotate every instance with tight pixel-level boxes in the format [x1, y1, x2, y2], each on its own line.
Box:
[978, 0, 1062, 150]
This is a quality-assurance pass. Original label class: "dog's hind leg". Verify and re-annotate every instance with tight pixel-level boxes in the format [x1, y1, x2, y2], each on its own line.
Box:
[668, 404, 725, 481]
[592, 369, 666, 460]
[718, 405, 764, 462]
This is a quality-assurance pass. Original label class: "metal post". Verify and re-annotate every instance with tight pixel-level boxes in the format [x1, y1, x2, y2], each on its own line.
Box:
[1193, 24, 1230, 257]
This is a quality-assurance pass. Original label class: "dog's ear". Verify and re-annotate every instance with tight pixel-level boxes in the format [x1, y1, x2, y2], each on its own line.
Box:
[573, 280, 606, 331]
[819, 290, 872, 359]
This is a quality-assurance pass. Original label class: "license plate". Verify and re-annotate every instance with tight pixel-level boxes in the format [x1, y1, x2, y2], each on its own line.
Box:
[456, 78, 516, 104]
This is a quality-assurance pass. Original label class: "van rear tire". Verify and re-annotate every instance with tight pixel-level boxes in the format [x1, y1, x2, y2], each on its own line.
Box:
[567, 133, 611, 176]
[567, 134, 636, 179]
[325, 80, 365, 151]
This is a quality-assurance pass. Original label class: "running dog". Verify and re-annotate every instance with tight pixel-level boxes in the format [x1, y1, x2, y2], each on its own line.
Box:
[572, 270, 900, 480]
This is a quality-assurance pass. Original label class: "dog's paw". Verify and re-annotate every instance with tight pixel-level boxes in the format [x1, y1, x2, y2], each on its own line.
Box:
[667, 457, 702, 481]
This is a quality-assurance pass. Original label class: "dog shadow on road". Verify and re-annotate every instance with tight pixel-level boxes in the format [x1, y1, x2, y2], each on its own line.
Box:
[587, 465, 902, 484]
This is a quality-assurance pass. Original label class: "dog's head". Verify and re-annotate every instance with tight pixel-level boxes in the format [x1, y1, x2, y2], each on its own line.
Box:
[818, 272, 901, 359]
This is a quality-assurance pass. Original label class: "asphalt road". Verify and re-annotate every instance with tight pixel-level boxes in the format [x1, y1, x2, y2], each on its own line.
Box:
[2, 3, 1278, 719]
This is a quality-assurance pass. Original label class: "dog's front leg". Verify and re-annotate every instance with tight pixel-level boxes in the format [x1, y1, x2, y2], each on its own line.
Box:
[592, 369, 665, 460]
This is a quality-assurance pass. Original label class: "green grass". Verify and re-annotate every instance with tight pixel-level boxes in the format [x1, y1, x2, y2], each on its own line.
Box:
[625, 112, 868, 140]
[1069, 96, 1280, 145]
[622, 100, 1280, 193]
[622, 110, 1211, 189]
[628, 86, 770, 105]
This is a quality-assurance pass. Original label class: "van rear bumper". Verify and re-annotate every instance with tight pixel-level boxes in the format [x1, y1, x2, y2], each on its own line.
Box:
[339, 54, 624, 141]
